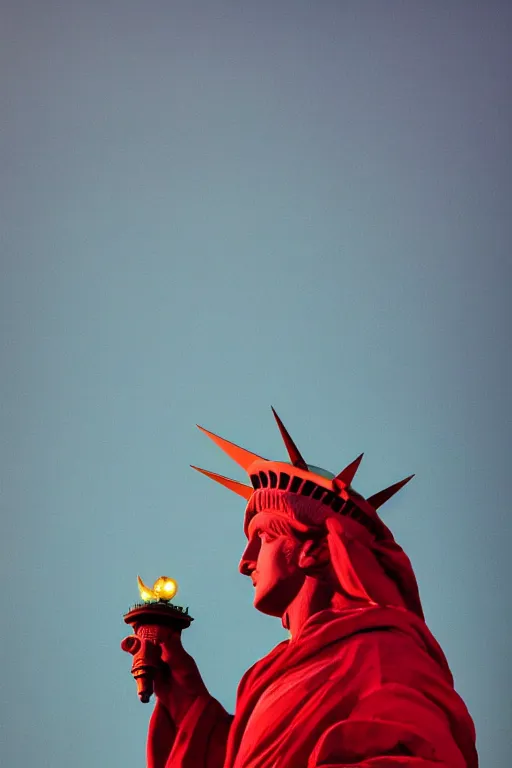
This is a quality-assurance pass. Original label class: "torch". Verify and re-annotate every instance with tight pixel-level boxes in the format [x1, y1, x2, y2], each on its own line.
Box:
[121, 575, 194, 703]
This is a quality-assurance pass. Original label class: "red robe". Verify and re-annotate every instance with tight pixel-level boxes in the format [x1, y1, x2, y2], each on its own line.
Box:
[149, 606, 477, 768]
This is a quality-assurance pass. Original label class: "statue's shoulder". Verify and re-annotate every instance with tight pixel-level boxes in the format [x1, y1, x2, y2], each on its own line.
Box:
[319, 608, 452, 689]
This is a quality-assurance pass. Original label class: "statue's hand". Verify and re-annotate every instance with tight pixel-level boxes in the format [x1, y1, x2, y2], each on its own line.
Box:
[153, 630, 210, 727]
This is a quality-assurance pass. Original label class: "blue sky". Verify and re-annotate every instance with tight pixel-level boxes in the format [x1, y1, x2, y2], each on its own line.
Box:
[1, 2, 511, 766]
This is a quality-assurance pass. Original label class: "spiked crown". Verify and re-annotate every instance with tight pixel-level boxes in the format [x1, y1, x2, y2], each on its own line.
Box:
[192, 408, 413, 540]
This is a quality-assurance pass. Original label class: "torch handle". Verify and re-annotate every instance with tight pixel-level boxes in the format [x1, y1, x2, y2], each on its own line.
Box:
[122, 602, 193, 704]
[121, 624, 177, 703]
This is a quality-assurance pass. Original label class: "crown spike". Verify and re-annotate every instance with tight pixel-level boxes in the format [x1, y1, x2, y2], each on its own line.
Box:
[333, 453, 364, 491]
[271, 407, 308, 470]
[191, 466, 253, 500]
[367, 475, 415, 510]
[196, 425, 265, 472]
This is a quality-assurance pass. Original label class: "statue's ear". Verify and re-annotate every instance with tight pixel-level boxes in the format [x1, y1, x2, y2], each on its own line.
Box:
[298, 537, 329, 573]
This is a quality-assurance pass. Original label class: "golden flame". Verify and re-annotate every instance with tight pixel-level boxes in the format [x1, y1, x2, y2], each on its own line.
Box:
[137, 575, 178, 603]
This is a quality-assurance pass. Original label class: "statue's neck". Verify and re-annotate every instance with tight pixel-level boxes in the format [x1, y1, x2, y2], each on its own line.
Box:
[282, 575, 363, 639]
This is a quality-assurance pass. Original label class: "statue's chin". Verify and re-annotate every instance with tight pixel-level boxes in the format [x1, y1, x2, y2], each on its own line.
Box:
[253, 586, 289, 618]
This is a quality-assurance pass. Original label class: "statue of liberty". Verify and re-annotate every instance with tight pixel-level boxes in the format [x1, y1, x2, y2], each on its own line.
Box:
[123, 409, 478, 768]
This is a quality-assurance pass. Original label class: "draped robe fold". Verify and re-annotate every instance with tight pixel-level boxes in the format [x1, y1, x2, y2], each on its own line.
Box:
[148, 606, 477, 768]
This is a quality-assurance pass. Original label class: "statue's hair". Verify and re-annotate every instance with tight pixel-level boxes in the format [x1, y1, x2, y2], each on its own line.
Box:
[263, 515, 301, 539]
[256, 515, 302, 560]
[246, 489, 370, 543]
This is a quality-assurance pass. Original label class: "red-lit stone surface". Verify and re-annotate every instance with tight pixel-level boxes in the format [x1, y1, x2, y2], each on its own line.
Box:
[122, 413, 478, 767]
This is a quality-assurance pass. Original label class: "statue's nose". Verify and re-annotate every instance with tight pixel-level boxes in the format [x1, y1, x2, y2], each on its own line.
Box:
[239, 557, 256, 576]
[239, 537, 260, 575]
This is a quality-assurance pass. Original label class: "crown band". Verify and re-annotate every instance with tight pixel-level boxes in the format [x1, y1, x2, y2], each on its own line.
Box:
[250, 469, 382, 539]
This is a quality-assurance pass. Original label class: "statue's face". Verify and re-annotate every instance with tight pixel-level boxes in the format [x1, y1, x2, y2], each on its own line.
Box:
[239, 513, 305, 617]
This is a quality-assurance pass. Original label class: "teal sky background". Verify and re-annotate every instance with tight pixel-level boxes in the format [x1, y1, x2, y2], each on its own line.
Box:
[1, 2, 511, 766]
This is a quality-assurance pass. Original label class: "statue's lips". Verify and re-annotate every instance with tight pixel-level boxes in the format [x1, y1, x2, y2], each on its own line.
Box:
[251, 572, 258, 586]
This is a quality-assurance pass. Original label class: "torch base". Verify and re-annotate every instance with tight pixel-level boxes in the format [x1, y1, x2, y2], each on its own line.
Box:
[124, 601, 194, 632]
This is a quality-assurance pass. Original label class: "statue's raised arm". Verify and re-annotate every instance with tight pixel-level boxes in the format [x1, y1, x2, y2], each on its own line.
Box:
[147, 631, 232, 768]
[121, 580, 232, 768]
